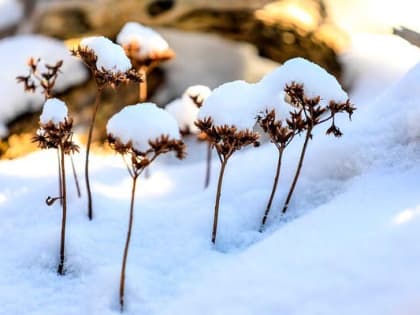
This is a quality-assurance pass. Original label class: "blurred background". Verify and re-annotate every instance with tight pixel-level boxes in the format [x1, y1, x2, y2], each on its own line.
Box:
[0, 0, 419, 159]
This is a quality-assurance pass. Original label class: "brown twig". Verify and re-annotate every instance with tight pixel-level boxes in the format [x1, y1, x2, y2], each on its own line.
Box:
[57, 143, 67, 275]
[204, 142, 212, 189]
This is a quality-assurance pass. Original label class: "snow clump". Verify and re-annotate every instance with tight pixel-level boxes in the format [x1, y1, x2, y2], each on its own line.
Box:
[116, 22, 170, 59]
[39, 98, 68, 125]
[107, 102, 181, 152]
[80, 36, 132, 72]
[166, 85, 211, 133]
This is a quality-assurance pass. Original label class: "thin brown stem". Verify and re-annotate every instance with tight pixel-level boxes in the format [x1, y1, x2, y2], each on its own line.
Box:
[212, 158, 228, 244]
[204, 142, 212, 189]
[119, 174, 138, 312]
[57, 148, 63, 206]
[260, 146, 284, 231]
[70, 154, 81, 198]
[282, 127, 312, 214]
[85, 88, 102, 220]
[57, 144, 67, 275]
[139, 66, 148, 102]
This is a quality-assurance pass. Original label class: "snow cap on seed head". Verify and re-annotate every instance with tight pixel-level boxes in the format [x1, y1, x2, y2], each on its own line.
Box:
[39, 98, 68, 125]
[80, 36, 132, 72]
[107, 102, 181, 153]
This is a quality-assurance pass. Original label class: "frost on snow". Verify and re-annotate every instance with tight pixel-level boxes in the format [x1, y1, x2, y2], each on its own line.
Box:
[0, 35, 87, 137]
[107, 102, 181, 153]
[116, 22, 170, 59]
[166, 85, 211, 134]
[39, 98, 68, 125]
[0, 0, 23, 30]
[80, 36, 132, 72]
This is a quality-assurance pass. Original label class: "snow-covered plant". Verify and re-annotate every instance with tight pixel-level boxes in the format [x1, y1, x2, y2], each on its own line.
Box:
[106, 103, 185, 311]
[195, 81, 260, 244]
[117, 22, 175, 101]
[32, 98, 79, 275]
[166, 85, 212, 187]
[17, 57, 81, 200]
[71, 36, 142, 220]
[256, 99, 302, 230]
[260, 58, 355, 215]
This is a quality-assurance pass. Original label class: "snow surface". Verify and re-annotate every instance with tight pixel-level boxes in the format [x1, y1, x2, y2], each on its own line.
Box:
[0, 35, 87, 137]
[39, 98, 68, 125]
[116, 22, 170, 59]
[107, 103, 180, 153]
[80, 36, 132, 73]
[0, 0, 23, 30]
[1, 32, 420, 315]
[165, 85, 211, 133]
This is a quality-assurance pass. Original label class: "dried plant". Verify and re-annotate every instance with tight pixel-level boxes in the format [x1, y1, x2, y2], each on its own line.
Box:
[257, 109, 302, 230]
[195, 117, 259, 244]
[107, 134, 185, 311]
[32, 118, 79, 275]
[281, 82, 355, 214]
[71, 46, 142, 220]
[17, 58, 81, 201]
[122, 41, 175, 101]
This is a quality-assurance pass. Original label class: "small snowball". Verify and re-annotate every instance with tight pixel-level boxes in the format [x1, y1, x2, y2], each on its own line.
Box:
[80, 36, 132, 72]
[166, 85, 211, 133]
[198, 80, 265, 130]
[260, 57, 348, 107]
[39, 98, 68, 125]
[107, 102, 181, 153]
[116, 22, 170, 59]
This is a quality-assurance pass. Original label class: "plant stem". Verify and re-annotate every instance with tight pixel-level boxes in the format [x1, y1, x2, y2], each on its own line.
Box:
[204, 142, 212, 189]
[212, 159, 228, 244]
[85, 88, 102, 220]
[282, 128, 312, 214]
[57, 144, 67, 275]
[119, 174, 138, 312]
[70, 154, 81, 198]
[57, 148, 63, 205]
[139, 66, 148, 102]
[260, 146, 284, 231]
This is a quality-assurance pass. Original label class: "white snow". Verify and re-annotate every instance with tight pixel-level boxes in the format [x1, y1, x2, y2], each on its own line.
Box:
[39, 98, 68, 125]
[261, 57, 348, 108]
[107, 102, 181, 153]
[1, 24, 420, 315]
[0, 0, 23, 30]
[116, 22, 170, 59]
[80, 36, 132, 73]
[165, 85, 211, 133]
[0, 35, 87, 138]
[197, 80, 265, 130]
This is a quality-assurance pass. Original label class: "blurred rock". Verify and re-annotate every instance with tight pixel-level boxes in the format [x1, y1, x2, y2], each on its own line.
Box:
[27, 0, 347, 77]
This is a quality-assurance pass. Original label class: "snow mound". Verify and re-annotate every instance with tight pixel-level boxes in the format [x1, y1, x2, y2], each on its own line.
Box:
[0, 35, 87, 138]
[116, 22, 170, 59]
[166, 85, 211, 133]
[107, 102, 181, 152]
[0, 0, 23, 30]
[261, 57, 348, 107]
[198, 80, 264, 130]
[39, 98, 68, 125]
[80, 36, 132, 72]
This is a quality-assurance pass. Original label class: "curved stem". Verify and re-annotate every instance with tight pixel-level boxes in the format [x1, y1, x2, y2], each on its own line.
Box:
[119, 175, 138, 311]
[57, 144, 67, 275]
[85, 88, 102, 220]
[70, 154, 81, 198]
[282, 127, 312, 214]
[204, 142, 212, 189]
[212, 159, 228, 244]
[260, 146, 284, 231]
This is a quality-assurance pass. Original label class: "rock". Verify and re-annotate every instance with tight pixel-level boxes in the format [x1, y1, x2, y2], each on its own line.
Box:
[27, 0, 347, 77]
